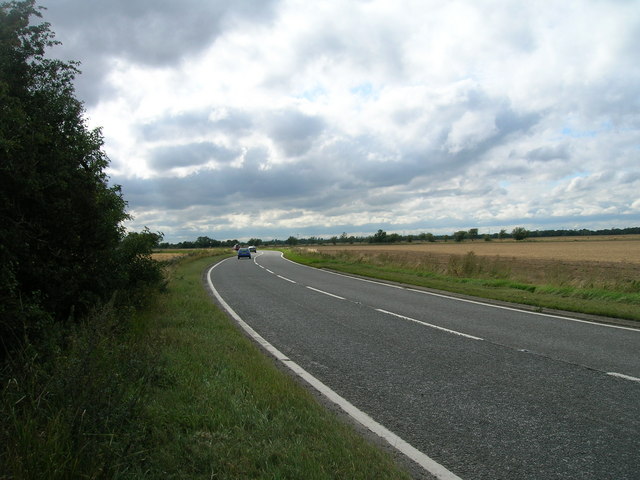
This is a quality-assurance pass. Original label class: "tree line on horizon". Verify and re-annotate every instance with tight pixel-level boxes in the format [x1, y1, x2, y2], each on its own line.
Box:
[158, 226, 640, 249]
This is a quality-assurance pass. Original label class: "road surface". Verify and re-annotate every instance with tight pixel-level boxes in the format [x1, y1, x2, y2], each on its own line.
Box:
[207, 250, 640, 479]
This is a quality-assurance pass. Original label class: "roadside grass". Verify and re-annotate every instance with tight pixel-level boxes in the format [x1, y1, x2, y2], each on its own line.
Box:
[283, 248, 640, 322]
[126, 252, 412, 479]
[1, 251, 411, 479]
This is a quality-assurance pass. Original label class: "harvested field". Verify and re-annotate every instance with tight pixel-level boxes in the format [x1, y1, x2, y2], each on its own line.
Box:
[314, 236, 640, 264]
[305, 236, 640, 291]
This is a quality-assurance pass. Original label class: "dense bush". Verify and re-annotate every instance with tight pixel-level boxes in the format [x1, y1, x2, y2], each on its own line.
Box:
[1, 2, 167, 477]
[0, 1, 163, 358]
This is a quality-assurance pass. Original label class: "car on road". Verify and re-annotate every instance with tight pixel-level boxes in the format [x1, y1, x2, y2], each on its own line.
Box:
[237, 247, 251, 259]
[248, 246, 257, 253]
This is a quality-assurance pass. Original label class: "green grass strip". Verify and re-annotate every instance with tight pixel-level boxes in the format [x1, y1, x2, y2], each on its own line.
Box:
[132, 252, 411, 479]
[283, 249, 640, 322]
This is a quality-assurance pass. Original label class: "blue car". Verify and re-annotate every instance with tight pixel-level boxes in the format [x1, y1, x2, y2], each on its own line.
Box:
[237, 247, 251, 259]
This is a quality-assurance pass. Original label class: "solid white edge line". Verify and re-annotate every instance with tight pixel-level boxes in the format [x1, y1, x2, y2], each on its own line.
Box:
[278, 251, 639, 333]
[306, 286, 346, 300]
[607, 372, 640, 383]
[207, 259, 463, 480]
[376, 309, 484, 341]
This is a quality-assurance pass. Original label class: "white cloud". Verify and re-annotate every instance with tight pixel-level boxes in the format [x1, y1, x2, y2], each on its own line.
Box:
[38, 0, 640, 241]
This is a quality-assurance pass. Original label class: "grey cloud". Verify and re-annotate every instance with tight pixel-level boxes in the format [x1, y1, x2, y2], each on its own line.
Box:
[41, 0, 278, 104]
[149, 142, 239, 170]
[139, 109, 254, 142]
[523, 145, 570, 162]
[44, 0, 277, 65]
[118, 149, 335, 210]
[265, 110, 326, 157]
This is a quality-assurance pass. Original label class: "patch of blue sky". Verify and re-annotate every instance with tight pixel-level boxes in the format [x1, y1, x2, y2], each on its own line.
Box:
[542, 171, 591, 189]
[561, 126, 597, 138]
[350, 82, 378, 99]
[560, 119, 616, 138]
[297, 85, 327, 102]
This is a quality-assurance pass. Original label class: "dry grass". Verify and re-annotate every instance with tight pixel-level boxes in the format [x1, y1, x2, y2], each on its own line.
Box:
[308, 236, 640, 291]
[315, 236, 640, 263]
[151, 252, 188, 261]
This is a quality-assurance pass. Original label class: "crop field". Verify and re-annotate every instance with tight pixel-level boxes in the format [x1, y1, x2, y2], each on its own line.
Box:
[314, 236, 640, 264]
[300, 236, 640, 299]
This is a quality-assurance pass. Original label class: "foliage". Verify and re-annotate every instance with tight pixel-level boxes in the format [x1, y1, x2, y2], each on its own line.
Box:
[1, 294, 163, 479]
[453, 230, 467, 242]
[370, 229, 388, 243]
[512, 226, 529, 241]
[0, 0, 163, 357]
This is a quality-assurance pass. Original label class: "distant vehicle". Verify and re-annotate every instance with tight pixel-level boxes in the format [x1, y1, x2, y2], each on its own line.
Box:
[233, 243, 240, 251]
[248, 246, 257, 253]
[237, 247, 251, 259]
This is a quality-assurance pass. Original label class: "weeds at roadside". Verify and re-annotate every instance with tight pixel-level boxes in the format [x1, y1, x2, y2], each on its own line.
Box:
[2, 250, 412, 479]
[0, 299, 164, 479]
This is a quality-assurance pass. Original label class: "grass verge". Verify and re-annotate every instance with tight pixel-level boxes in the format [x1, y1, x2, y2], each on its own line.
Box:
[132, 252, 411, 479]
[1, 251, 411, 479]
[283, 248, 640, 322]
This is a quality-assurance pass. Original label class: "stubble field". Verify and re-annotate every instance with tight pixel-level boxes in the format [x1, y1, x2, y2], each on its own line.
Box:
[290, 236, 640, 320]
[310, 237, 640, 287]
[314, 236, 640, 264]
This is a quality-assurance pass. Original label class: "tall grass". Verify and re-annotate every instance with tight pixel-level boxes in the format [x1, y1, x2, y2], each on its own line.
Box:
[285, 248, 640, 322]
[1, 300, 161, 479]
[1, 251, 411, 479]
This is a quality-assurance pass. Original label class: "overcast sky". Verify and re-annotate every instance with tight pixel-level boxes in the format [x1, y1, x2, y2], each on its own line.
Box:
[40, 0, 640, 242]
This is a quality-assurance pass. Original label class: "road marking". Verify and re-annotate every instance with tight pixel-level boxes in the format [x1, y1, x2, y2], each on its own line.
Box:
[607, 372, 640, 383]
[376, 309, 484, 341]
[277, 274, 297, 283]
[279, 253, 639, 333]
[207, 260, 463, 480]
[306, 286, 346, 300]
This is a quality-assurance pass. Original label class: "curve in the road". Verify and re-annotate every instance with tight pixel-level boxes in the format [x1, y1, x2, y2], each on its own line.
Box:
[207, 258, 463, 480]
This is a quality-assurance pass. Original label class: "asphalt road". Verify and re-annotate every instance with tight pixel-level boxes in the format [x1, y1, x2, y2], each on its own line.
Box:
[207, 250, 640, 480]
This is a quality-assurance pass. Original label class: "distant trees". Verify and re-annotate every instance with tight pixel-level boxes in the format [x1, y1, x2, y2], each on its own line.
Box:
[370, 229, 388, 243]
[511, 227, 529, 241]
[453, 231, 467, 242]
[156, 226, 640, 250]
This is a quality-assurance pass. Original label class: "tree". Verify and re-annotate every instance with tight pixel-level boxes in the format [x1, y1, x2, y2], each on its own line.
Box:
[498, 229, 507, 240]
[512, 227, 529, 241]
[468, 228, 479, 241]
[371, 229, 387, 243]
[0, 1, 149, 355]
[453, 230, 467, 242]
[286, 236, 298, 246]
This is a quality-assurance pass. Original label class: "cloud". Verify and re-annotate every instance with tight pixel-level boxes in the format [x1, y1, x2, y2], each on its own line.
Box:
[41, 0, 278, 104]
[148, 142, 239, 171]
[264, 110, 325, 157]
[37, 0, 640, 242]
